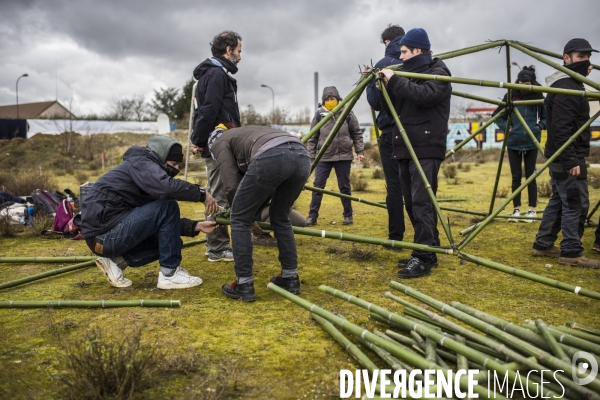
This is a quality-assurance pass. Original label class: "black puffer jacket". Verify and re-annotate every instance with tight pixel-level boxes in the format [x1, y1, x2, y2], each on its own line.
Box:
[380, 54, 452, 160]
[544, 70, 591, 171]
[191, 57, 241, 158]
[80, 137, 206, 239]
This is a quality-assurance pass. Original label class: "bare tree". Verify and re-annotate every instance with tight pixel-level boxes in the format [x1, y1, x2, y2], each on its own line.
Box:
[240, 105, 269, 126]
[52, 98, 81, 156]
[289, 106, 312, 124]
[130, 95, 148, 121]
[107, 97, 135, 120]
[271, 106, 289, 125]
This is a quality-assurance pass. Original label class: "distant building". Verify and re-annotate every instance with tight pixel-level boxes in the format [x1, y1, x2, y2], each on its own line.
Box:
[0, 101, 75, 119]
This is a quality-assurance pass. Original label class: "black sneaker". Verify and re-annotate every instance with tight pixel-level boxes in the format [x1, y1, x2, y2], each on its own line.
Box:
[222, 280, 256, 302]
[270, 274, 301, 294]
[398, 257, 432, 279]
[397, 257, 438, 268]
[305, 217, 317, 226]
[342, 216, 353, 225]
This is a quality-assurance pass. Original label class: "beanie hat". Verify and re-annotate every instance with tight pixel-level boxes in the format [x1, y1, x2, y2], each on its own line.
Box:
[399, 28, 431, 50]
[516, 65, 538, 84]
[147, 135, 182, 164]
[166, 143, 183, 162]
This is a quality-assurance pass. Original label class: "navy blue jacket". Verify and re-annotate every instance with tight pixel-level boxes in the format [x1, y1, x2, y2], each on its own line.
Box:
[191, 58, 241, 158]
[366, 35, 403, 133]
[493, 92, 546, 152]
[80, 146, 206, 239]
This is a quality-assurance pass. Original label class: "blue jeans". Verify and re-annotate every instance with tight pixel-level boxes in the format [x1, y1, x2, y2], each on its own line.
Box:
[379, 131, 405, 240]
[91, 199, 182, 270]
[308, 160, 352, 219]
[230, 142, 311, 278]
[533, 163, 588, 258]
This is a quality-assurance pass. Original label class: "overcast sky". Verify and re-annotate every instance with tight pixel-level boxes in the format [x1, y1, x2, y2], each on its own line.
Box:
[1, 0, 599, 123]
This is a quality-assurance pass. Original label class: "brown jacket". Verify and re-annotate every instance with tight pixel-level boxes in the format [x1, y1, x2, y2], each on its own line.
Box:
[210, 126, 301, 204]
[306, 86, 364, 162]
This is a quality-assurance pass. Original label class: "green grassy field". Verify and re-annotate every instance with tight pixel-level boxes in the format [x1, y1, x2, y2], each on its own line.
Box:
[1, 135, 600, 399]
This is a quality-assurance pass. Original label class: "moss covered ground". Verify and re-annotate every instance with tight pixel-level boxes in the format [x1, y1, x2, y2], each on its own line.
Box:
[1, 140, 600, 399]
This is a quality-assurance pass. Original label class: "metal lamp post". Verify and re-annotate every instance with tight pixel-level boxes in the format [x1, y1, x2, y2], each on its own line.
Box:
[261, 84, 275, 125]
[16, 73, 29, 119]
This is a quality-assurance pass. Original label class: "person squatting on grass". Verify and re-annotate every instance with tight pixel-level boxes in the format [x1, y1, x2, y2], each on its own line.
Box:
[531, 38, 600, 269]
[305, 86, 364, 227]
[378, 28, 452, 279]
[80, 136, 219, 289]
[191, 30, 243, 262]
[208, 126, 311, 302]
[365, 24, 406, 251]
[492, 65, 546, 223]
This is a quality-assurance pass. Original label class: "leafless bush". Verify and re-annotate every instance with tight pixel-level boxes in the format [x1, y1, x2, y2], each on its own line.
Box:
[588, 169, 600, 189]
[372, 168, 384, 179]
[443, 164, 457, 179]
[496, 187, 509, 198]
[348, 244, 375, 261]
[74, 171, 89, 184]
[366, 147, 381, 167]
[537, 180, 553, 197]
[463, 164, 471, 173]
[0, 213, 20, 237]
[0, 172, 57, 196]
[350, 172, 369, 192]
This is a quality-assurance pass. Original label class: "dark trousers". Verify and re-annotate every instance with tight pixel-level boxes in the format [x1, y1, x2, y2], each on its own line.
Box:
[379, 132, 405, 240]
[533, 164, 588, 258]
[90, 199, 182, 270]
[507, 148, 538, 208]
[399, 158, 441, 262]
[230, 142, 311, 278]
[308, 160, 352, 219]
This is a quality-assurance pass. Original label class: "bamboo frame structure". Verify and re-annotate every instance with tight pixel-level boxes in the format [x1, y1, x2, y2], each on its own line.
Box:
[0, 300, 181, 308]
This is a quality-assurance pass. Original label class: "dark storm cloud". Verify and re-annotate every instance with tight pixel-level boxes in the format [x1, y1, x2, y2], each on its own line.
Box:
[1, 0, 599, 121]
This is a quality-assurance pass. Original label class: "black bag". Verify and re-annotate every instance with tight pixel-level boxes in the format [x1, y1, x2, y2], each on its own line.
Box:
[30, 189, 61, 215]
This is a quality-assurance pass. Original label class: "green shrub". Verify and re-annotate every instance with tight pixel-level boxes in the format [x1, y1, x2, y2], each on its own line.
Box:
[372, 168, 384, 179]
[443, 164, 458, 179]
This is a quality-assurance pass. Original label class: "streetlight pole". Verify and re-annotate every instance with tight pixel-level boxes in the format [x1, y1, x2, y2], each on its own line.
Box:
[261, 84, 275, 125]
[16, 73, 29, 119]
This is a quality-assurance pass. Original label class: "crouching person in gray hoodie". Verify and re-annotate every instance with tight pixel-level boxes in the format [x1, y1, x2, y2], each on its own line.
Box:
[208, 126, 311, 302]
[80, 136, 219, 289]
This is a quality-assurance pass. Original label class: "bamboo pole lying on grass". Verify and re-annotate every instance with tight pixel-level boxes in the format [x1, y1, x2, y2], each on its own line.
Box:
[303, 186, 386, 209]
[0, 256, 97, 264]
[566, 321, 600, 337]
[0, 300, 181, 308]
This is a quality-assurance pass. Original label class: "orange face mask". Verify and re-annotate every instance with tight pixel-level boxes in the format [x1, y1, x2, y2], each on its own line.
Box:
[324, 99, 338, 111]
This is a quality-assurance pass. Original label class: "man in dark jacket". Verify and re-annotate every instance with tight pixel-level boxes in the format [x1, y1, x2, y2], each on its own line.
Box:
[191, 30, 242, 262]
[365, 24, 406, 248]
[208, 126, 311, 302]
[379, 28, 451, 278]
[532, 38, 599, 269]
[81, 136, 219, 289]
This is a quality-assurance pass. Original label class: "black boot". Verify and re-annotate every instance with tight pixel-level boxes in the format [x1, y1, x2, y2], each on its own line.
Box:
[270, 274, 301, 294]
[397, 257, 432, 279]
[222, 280, 256, 302]
[397, 256, 438, 269]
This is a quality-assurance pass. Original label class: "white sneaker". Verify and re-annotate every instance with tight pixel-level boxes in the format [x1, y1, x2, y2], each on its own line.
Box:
[521, 210, 537, 223]
[157, 266, 203, 289]
[507, 209, 520, 222]
[95, 257, 132, 288]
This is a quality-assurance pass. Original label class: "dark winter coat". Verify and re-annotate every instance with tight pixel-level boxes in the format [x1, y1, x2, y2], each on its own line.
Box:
[191, 57, 241, 158]
[544, 70, 591, 172]
[379, 54, 452, 160]
[366, 35, 403, 132]
[210, 126, 302, 204]
[493, 92, 547, 151]
[80, 138, 207, 239]
[307, 86, 364, 162]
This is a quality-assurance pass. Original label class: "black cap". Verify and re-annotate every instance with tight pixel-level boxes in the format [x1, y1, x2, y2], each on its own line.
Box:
[563, 38, 598, 54]
[166, 144, 183, 163]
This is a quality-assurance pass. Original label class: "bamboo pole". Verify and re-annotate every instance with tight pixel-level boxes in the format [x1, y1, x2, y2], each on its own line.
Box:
[440, 206, 543, 220]
[509, 41, 600, 92]
[0, 256, 97, 263]
[457, 251, 600, 300]
[319, 285, 544, 399]
[391, 71, 600, 99]
[458, 109, 600, 250]
[301, 74, 373, 144]
[588, 198, 600, 222]
[454, 335, 469, 371]
[535, 319, 570, 363]
[512, 107, 545, 155]
[488, 111, 510, 215]
[517, 42, 600, 71]
[0, 260, 96, 291]
[370, 109, 381, 142]
[512, 99, 545, 106]
[215, 217, 453, 255]
[303, 186, 386, 209]
[551, 326, 600, 345]
[310, 313, 378, 372]
[266, 283, 471, 399]
[388, 282, 600, 400]
[311, 83, 367, 172]
[445, 110, 506, 159]
[380, 82, 454, 246]
[452, 90, 505, 106]
[566, 321, 600, 337]
[0, 300, 181, 308]
[437, 198, 466, 202]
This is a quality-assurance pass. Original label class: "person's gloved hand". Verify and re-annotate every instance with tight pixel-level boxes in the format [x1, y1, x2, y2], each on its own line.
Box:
[203, 192, 219, 216]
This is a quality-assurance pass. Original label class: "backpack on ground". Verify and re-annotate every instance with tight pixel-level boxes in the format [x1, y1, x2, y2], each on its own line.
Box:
[41, 199, 82, 240]
[30, 189, 61, 216]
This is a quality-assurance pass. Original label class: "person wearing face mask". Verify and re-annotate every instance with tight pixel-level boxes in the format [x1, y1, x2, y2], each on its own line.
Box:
[80, 136, 219, 289]
[492, 65, 546, 223]
[532, 38, 600, 269]
[305, 86, 365, 226]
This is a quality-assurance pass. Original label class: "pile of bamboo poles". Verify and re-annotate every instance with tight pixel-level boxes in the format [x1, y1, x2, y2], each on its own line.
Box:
[268, 282, 600, 400]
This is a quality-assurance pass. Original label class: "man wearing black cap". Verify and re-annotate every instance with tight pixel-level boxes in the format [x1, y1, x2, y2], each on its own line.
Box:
[378, 28, 452, 279]
[532, 38, 600, 268]
[80, 136, 219, 289]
